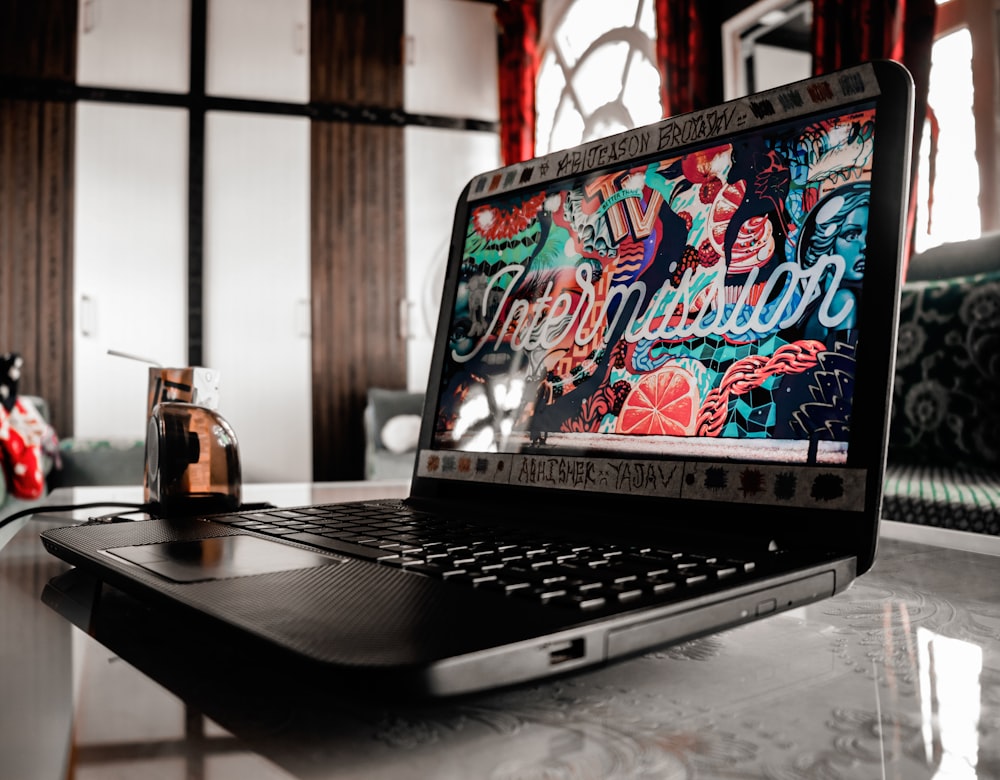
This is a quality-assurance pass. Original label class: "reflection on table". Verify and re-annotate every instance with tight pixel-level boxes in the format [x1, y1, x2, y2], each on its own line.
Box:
[2, 483, 999, 779]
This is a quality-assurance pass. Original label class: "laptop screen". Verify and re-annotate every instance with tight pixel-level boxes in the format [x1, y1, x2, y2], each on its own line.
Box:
[418, 64, 903, 513]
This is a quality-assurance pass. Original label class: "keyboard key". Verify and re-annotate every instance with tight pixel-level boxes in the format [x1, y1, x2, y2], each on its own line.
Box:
[557, 593, 607, 610]
[284, 532, 397, 561]
[648, 580, 678, 595]
[615, 587, 643, 602]
[382, 556, 424, 568]
[209, 504, 766, 614]
[400, 562, 447, 577]
[481, 579, 532, 595]
[266, 510, 307, 520]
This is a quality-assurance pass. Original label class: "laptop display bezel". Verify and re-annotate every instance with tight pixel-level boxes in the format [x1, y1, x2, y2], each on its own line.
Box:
[411, 61, 914, 574]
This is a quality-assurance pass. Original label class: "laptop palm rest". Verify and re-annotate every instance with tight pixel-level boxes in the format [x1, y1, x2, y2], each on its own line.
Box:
[105, 535, 341, 583]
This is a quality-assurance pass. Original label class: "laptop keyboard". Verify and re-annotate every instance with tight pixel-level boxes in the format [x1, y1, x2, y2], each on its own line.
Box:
[212, 502, 760, 612]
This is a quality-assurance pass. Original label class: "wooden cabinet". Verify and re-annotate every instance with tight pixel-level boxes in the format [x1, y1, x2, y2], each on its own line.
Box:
[402, 0, 501, 389]
[404, 126, 500, 390]
[404, 0, 499, 121]
[73, 102, 189, 439]
[206, 0, 309, 102]
[72, 2, 313, 482]
[203, 111, 312, 481]
[77, 0, 191, 92]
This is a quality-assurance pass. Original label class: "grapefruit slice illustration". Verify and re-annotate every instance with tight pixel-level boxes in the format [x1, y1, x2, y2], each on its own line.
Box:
[616, 364, 701, 436]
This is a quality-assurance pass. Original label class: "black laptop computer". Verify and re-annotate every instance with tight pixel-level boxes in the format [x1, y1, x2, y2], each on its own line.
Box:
[42, 60, 913, 697]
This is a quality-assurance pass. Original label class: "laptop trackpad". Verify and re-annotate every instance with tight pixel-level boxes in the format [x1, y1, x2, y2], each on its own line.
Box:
[105, 535, 342, 583]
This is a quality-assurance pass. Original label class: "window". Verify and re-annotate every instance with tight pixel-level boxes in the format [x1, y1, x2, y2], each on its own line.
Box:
[537, 0, 1000, 248]
[913, 13, 990, 252]
[914, 0, 999, 251]
[535, 0, 661, 155]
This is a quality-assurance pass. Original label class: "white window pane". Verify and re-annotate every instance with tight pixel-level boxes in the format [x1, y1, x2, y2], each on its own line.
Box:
[914, 27, 980, 253]
[638, 0, 655, 36]
[622, 55, 663, 126]
[572, 41, 630, 116]
[549, 100, 586, 153]
[535, 51, 564, 154]
[536, 0, 661, 155]
[558, 0, 640, 66]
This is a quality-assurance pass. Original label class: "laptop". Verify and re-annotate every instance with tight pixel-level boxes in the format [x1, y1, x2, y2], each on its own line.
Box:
[42, 60, 913, 697]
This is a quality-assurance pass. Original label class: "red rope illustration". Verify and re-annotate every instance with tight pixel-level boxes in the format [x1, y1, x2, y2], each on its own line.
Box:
[695, 340, 825, 437]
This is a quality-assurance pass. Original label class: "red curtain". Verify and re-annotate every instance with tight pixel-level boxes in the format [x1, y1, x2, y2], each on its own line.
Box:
[812, 0, 938, 266]
[496, 0, 541, 165]
[653, 0, 936, 266]
[654, 1, 760, 116]
[655, 0, 708, 116]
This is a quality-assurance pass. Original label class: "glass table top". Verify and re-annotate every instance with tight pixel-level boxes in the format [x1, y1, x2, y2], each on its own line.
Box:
[2, 483, 998, 779]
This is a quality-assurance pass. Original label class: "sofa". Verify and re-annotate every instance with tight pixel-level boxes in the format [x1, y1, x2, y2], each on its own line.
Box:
[882, 231, 1000, 535]
[362, 233, 1000, 537]
[363, 387, 424, 481]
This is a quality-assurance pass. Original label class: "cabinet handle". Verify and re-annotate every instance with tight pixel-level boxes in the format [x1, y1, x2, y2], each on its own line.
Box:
[398, 298, 415, 341]
[294, 22, 306, 55]
[80, 294, 97, 337]
[296, 299, 311, 338]
[82, 0, 98, 33]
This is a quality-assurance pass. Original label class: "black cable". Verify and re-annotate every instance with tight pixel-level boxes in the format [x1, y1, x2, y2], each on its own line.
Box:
[0, 502, 152, 531]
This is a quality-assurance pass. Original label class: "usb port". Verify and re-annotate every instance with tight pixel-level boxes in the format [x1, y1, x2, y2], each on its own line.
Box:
[547, 638, 585, 666]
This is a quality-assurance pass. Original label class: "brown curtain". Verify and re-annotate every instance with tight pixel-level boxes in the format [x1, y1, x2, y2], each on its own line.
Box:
[812, 0, 938, 268]
[496, 0, 541, 165]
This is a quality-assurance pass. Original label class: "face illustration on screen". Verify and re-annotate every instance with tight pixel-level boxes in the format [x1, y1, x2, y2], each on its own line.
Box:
[434, 107, 876, 463]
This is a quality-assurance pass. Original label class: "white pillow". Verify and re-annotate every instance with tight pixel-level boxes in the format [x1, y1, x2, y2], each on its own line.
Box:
[380, 414, 421, 454]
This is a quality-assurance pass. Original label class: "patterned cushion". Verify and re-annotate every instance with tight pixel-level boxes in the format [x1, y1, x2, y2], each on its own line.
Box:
[884, 463, 1000, 535]
[888, 269, 1000, 468]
